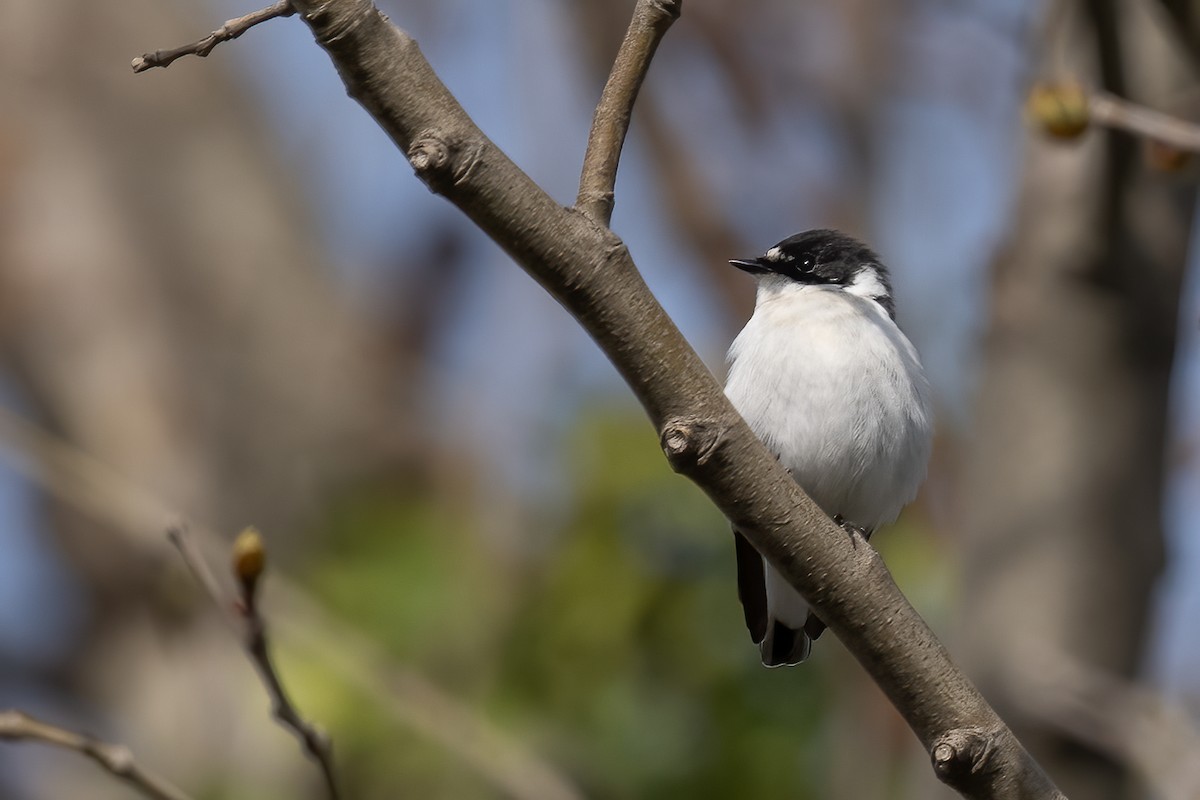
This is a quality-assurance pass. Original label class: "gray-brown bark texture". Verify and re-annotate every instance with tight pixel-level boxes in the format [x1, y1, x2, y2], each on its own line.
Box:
[285, 0, 1064, 796]
[958, 2, 1193, 798]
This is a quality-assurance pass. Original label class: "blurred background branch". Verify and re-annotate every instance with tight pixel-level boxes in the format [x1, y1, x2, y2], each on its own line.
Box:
[1010, 648, 1200, 800]
[0, 710, 193, 800]
[1028, 80, 1200, 152]
[169, 525, 340, 800]
[1091, 89, 1200, 150]
[958, 0, 1194, 797]
[0, 405, 583, 800]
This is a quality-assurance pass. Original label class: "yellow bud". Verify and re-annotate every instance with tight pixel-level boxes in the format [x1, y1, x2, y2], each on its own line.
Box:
[1027, 82, 1090, 139]
[232, 527, 267, 585]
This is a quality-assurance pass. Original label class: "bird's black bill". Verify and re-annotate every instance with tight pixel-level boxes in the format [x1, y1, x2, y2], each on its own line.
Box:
[729, 258, 769, 274]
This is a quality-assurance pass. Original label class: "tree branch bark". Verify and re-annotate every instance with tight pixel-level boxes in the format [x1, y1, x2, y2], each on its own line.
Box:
[576, 0, 681, 224]
[137, 1, 1066, 796]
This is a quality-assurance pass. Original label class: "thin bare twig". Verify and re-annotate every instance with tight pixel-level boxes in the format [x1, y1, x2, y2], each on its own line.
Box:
[0, 710, 193, 800]
[166, 525, 231, 630]
[0, 405, 583, 800]
[131, 1, 295, 73]
[568, 2, 751, 328]
[168, 525, 340, 800]
[576, 0, 682, 225]
[1091, 91, 1200, 152]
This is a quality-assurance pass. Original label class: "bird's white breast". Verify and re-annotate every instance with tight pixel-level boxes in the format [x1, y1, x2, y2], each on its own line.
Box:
[725, 280, 933, 530]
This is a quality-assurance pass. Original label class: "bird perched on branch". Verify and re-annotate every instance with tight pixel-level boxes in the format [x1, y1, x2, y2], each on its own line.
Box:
[724, 229, 933, 666]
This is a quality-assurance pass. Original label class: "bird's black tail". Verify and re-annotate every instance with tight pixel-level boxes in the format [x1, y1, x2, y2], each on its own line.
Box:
[761, 619, 812, 667]
[733, 529, 819, 667]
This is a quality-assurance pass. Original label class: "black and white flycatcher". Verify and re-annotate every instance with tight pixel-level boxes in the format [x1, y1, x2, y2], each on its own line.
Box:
[724, 229, 934, 666]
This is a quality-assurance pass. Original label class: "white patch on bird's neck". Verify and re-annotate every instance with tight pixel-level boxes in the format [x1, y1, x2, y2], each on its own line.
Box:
[844, 265, 888, 306]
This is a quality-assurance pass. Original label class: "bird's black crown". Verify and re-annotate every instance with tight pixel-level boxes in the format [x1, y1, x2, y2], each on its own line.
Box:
[730, 229, 894, 318]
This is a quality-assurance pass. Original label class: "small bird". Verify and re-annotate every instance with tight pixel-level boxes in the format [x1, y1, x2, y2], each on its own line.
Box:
[724, 229, 933, 666]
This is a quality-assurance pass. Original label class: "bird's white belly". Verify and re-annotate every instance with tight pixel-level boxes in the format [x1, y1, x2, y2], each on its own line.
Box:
[725, 287, 932, 531]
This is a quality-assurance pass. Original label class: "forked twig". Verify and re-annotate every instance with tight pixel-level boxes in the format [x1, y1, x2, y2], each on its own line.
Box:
[168, 525, 340, 800]
[132, 1, 295, 73]
[576, 0, 682, 225]
[0, 404, 581, 800]
[0, 710, 193, 800]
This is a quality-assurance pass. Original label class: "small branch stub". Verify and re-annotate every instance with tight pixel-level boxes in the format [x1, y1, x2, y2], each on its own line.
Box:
[660, 417, 720, 473]
[409, 136, 450, 176]
[932, 728, 996, 788]
[407, 133, 482, 195]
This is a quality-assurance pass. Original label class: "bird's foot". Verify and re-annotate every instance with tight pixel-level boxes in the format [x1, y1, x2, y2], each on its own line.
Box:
[833, 515, 870, 546]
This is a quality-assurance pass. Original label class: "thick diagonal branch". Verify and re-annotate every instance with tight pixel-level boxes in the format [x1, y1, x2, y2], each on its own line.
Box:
[576, 0, 681, 224]
[278, 1, 1064, 797]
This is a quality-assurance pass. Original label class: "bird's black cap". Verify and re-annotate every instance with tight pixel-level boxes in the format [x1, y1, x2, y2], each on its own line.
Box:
[730, 229, 894, 317]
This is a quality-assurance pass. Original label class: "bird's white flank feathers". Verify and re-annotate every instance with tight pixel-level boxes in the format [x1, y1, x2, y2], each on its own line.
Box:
[725, 273, 933, 663]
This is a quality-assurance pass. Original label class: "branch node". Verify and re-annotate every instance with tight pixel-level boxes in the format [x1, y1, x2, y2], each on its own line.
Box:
[104, 744, 136, 775]
[408, 132, 485, 194]
[455, 142, 486, 187]
[577, 190, 615, 222]
[660, 417, 721, 472]
[409, 135, 451, 187]
[302, 0, 374, 45]
[598, 237, 632, 267]
[0, 709, 193, 800]
[649, 0, 683, 21]
[409, 136, 448, 170]
[931, 727, 997, 787]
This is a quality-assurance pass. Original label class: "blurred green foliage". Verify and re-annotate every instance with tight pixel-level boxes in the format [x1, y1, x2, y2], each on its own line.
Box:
[298, 408, 948, 799]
